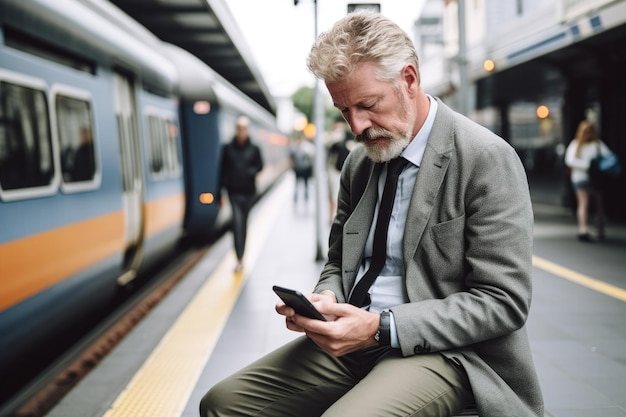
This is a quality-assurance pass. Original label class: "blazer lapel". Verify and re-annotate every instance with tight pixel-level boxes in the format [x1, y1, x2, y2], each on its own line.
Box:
[403, 100, 454, 265]
[342, 162, 381, 296]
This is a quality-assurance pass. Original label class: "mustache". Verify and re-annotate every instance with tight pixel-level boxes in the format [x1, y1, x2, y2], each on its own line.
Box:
[356, 127, 394, 142]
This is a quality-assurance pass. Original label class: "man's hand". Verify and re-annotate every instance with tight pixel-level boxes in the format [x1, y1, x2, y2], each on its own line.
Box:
[276, 293, 380, 356]
[275, 291, 337, 328]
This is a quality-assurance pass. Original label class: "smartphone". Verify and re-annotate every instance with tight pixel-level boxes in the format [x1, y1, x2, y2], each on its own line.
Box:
[272, 285, 327, 321]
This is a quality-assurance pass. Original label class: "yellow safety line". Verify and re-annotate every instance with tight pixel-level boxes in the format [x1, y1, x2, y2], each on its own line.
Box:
[533, 255, 626, 302]
[102, 177, 291, 417]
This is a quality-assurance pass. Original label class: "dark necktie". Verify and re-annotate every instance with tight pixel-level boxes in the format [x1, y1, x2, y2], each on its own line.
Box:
[348, 157, 408, 307]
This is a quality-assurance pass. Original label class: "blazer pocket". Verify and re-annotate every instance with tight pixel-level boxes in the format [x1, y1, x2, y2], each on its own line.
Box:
[428, 215, 466, 271]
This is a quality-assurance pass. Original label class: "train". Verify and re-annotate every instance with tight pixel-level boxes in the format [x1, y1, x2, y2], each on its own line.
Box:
[0, 0, 290, 404]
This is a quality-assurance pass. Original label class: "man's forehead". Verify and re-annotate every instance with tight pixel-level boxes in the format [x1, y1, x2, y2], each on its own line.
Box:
[328, 80, 388, 109]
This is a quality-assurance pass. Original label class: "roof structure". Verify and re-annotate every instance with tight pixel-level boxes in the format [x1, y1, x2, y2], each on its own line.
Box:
[110, 0, 276, 115]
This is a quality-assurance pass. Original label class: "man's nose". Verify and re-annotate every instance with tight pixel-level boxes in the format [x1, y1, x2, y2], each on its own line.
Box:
[347, 111, 372, 136]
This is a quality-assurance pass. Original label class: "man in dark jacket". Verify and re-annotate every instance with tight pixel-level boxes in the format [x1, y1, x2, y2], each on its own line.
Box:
[220, 116, 264, 272]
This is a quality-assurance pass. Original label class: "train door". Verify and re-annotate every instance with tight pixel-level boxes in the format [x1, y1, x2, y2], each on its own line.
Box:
[113, 71, 145, 286]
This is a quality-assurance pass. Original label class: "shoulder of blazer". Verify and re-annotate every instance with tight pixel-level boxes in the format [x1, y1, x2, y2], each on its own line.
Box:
[344, 144, 378, 208]
[431, 97, 512, 155]
[427, 98, 456, 155]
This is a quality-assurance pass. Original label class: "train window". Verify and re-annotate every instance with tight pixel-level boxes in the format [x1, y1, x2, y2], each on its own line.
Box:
[55, 94, 97, 184]
[147, 114, 165, 174]
[0, 79, 55, 199]
[165, 118, 181, 174]
[146, 112, 181, 178]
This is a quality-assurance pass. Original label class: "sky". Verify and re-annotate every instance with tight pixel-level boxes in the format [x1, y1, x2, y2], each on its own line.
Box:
[227, 0, 427, 98]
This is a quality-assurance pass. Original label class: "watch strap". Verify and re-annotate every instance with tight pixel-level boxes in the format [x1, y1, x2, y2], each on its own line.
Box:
[378, 311, 391, 346]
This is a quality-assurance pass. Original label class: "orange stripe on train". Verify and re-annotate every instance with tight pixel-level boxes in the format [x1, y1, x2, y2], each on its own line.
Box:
[0, 212, 125, 312]
[144, 193, 185, 236]
[0, 193, 185, 312]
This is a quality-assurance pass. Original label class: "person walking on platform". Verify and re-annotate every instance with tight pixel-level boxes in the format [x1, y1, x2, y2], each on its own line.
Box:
[290, 134, 315, 206]
[220, 116, 264, 273]
[564, 120, 610, 241]
[201, 11, 543, 417]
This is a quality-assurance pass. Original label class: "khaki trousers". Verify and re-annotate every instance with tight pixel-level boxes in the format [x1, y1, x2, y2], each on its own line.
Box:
[200, 336, 473, 417]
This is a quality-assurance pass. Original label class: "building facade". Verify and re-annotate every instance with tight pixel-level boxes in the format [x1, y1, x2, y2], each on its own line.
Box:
[418, 0, 626, 217]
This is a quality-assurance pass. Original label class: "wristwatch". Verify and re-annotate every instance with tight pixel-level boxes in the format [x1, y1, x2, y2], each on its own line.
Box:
[374, 311, 391, 346]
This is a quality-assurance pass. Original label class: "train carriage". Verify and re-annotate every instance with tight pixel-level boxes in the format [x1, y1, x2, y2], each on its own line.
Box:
[0, 0, 288, 404]
[164, 43, 290, 240]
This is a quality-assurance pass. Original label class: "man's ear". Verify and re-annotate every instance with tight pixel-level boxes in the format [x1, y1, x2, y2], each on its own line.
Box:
[402, 64, 419, 96]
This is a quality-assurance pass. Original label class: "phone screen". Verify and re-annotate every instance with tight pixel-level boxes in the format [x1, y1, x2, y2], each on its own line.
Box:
[272, 285, 327, 321]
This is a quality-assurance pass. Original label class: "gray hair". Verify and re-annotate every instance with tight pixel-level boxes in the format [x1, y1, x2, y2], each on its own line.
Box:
[236, 115, 250, 127]
[307, 11, 419, 84]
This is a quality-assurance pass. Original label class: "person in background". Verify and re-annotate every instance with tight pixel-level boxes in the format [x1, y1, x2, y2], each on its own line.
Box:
[220, 116, 264, 272]
[564, 119, 610, 241]
[70, 127, 96, 182]
[290, 134, 315, 207]
[201, 11, 543, 417]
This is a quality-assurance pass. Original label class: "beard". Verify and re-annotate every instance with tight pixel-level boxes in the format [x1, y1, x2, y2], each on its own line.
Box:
[355, 88, 415, 163]
[356, 125, 412, 163]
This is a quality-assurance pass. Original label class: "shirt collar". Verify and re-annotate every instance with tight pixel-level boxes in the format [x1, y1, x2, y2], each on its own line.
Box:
[400, 94, 437, 167]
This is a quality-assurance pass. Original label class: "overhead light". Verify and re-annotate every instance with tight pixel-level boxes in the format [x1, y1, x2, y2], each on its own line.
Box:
[536, 105, 550, 119]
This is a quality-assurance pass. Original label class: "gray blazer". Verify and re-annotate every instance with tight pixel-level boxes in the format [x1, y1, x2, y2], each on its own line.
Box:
[315, 99, 544, 417]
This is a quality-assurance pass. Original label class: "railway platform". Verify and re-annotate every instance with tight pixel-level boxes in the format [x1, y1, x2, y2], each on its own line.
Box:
[39, 173, 626, 417]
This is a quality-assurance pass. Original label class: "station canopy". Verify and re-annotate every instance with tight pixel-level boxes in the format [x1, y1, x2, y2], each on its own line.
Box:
[111, 0, 276, 115]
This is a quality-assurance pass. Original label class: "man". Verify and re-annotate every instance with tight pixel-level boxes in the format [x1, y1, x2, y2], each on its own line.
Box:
[70, 127, 96, 182]
[290, 134, 315, 205]
[220, 116, 264, 272]
[201, 12, 543, 417]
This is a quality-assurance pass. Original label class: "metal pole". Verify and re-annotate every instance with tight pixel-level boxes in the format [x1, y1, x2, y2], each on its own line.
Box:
[312, 0, 329, 260]
[457, 0, 470, 116]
